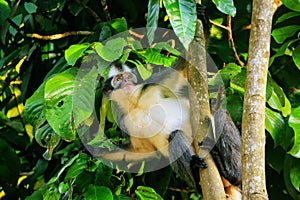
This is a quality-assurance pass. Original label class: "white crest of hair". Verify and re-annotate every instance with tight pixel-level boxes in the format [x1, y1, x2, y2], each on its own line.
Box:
[108, 63, 132, 78]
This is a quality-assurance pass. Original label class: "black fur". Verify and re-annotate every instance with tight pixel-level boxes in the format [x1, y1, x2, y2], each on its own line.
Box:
[201, 109, 242, 185]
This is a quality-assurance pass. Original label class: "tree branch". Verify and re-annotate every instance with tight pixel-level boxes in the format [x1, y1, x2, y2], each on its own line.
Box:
[209, 17, 244, 67]
[242, 0, 273, 199]
[26, 31, 94, 40]
[187, 3, 226, 199]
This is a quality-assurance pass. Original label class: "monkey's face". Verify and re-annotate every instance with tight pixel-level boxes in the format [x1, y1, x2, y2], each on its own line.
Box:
[102, 71, 138, 96]
[111, 72, 137, 90]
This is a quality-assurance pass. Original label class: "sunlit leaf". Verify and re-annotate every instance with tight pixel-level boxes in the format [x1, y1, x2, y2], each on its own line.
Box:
[163, 0, 196, 50]
[212, 0, 236, 16]
[95, 38, 125, 61]
[135, 186, 163, 200]
[65, 44, 91, 66]
[146, 0, 160, 44]
[281, 0, 300, 12]
[44, 68, 77, 141]
[73, 66, 98, 126]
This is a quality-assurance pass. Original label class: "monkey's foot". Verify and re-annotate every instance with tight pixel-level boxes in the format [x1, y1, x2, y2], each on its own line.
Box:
[196, 3, 210, 35]
[191, 155, 207, 168]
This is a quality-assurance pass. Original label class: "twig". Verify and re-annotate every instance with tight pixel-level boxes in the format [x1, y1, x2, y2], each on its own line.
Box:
[75, 0, 102, 22]
[209, 18, 244, 67]
[26, 31, 94, 40]
[101, 0, 111, 21]
[227, 16, 244, 67]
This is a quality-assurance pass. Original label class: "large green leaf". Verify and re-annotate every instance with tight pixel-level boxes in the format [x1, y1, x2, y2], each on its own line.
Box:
[0, 0, 10, 24]
[212, 0, 236, 16]
[272, 25, 300, 44]
[24, 83, 46, 130]
[146, 0, 160, 44]
[65, 44, 91, 66]
[288, 106, 300, 158]
[44, 68, 78, 141]
[95, 38, 125, 61]
[163, 0, 196, 50]
[83, 185, 113, 200]
[73, 66, 98, 126]
[281, 0, 300, 12]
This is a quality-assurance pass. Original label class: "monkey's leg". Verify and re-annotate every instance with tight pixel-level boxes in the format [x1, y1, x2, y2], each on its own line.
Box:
[200, 109, 242, 185]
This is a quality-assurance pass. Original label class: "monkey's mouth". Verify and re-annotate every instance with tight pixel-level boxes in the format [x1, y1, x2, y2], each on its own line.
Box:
[121, 82, 134, 88]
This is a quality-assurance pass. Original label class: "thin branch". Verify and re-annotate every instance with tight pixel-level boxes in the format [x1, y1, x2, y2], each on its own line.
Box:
[227, 16, 244, 67]
[209, 18, 244, 67]
[75, 0, 102, 22]
[26, 31, 94, 40]
[101, 0, 111, 21]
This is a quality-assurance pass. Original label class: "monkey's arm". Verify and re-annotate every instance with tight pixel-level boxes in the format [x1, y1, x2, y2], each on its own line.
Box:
[168, 130, 207, 191]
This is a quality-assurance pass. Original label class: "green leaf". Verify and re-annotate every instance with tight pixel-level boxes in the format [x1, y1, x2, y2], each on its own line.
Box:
[139, 48, 177, 67]
[271, 25, 300, 44]
[73, 66, 98, 126]
[95, 38, 125, 61]
[283, 155, 300, 199]
[265, 108, 285, 147]
[65, 153, 89, 180]
[135, 186, 163, 200]
[146, 0, 160, 44]
[281, 0, 300, 12]
[288, 106, 300, 158]
[275, 12, 300, 24]
[269, 39, 299, 66]
[65, 44, 91, 66]
[99, 25, 112, 42]
[226, 94, 243, 123]
[212, 0, 236, 16]
[292, 43, 300, 70]
[136, 62, 152, 80]
[163, 0, 196, 50]
[0, 0, 10, 24]
[110, 17, 128, 33]
[290, 163, 300, 191]
[219, 63, 241, 83]
[44, 68, 78, 141]
[24, 2, 37, 14]
[83, 185, 113, 200]
[48, 154, 80, 184]
[35, 123, 60, 160]
[24, 83, 46, 130]
[95, 162, 113, 186]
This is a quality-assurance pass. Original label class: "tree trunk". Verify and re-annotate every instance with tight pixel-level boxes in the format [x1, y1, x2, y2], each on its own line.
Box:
[187, 1, 226, 199]
[242, 0, 273, 199]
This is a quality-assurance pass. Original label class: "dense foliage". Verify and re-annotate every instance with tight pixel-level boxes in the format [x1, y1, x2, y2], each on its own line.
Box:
[0, 0, 299, 199]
